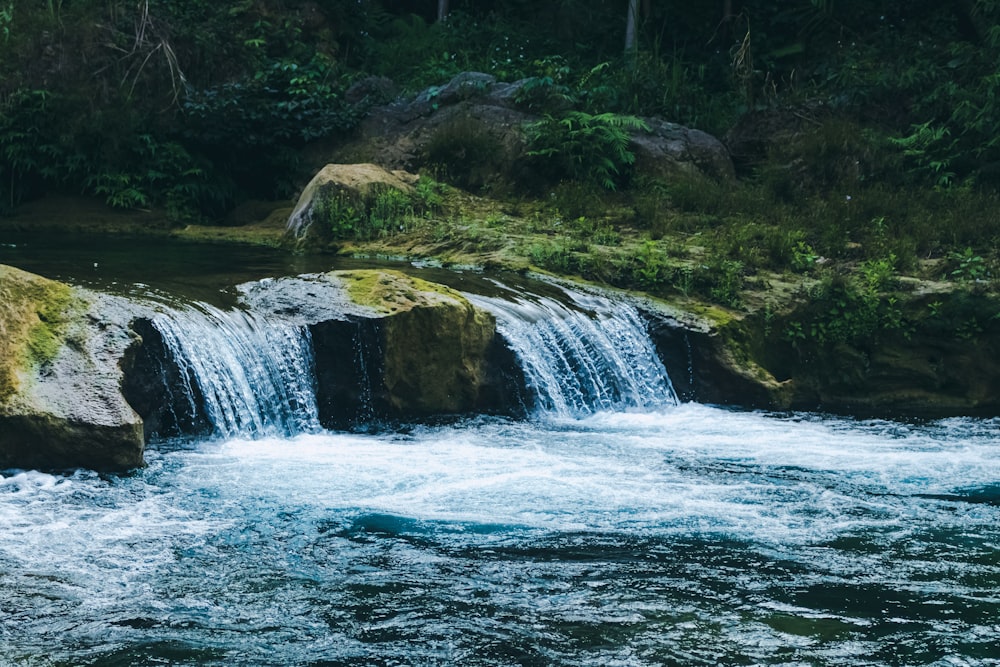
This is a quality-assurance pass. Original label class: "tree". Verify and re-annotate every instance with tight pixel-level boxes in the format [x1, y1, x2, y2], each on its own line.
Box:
[625, 0, 639, 64]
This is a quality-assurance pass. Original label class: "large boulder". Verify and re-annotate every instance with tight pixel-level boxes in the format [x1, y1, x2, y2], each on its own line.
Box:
[285, 163, 417, 243]
[236, 269, 526, 427]
[0, 265, 144, 471]
[330, 71, 733, 189]
[645, 286, 1000, 419]
[309, 269, 526, 425]
[632, 118, 736, 182]
[334, 269, 501, 416]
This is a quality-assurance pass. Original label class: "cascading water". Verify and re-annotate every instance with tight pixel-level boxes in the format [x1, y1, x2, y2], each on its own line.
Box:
[469, 285, 678, 417]
[150, 302, 320, 439]
[4, 251, 1000, 667]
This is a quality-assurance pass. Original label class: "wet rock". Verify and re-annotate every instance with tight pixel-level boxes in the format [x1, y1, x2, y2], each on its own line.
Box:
[239, 269, 526, 427]
[314, 269, 525, 425]
[645, 288, 1000, 419]
[0, 265, 144, 471]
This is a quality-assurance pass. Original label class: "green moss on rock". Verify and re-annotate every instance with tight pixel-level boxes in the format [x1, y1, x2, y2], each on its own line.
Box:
[0, 264, 144, 471]
[0, 265, 78, 402]
[335, 268, 467, 313]
[330, 269, 499, 416]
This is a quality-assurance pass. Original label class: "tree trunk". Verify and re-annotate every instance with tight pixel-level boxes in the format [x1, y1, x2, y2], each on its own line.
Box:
[437, 0, 449, 23]
[625, 0, 639, 64]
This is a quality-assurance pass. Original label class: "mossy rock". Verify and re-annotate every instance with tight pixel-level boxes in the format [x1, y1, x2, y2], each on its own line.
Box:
[0, 265, 144, 471]
[330, 269, 499, 416]
[285, 163, 417, 243]
[0, 265, 75, 402]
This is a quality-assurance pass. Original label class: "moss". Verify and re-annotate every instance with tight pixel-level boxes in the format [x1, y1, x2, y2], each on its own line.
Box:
[25, 281, 75, 364]
[0, 265, 79, 401]
[334, 269, 466, 314]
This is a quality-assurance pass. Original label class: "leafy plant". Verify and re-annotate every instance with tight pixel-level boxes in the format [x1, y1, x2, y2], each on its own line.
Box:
[0, 2, 12, 42]
[946, 247, 988, 283]
[413, 176, 445, 210]
[318, 186, 419, 242]
[705, 259, 745, 308]
[785, 268, 903, 347]
[890, 121, 957, 187]
[87, 173, 149, 209]
[367, 186, 414, 237]
[634, 240, 669, 289]
[317, 192, 364, 240]
[524, 111, 649, 190]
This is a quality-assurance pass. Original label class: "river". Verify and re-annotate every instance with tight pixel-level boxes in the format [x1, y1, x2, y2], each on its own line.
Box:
[1, 235, 998, 665]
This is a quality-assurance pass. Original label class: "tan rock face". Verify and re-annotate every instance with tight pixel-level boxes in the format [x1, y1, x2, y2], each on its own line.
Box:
[0, 265, 144, 471]
[330, 269, 497, 416]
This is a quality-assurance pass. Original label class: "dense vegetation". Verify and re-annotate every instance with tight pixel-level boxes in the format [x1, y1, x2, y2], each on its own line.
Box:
[3, 0, 1000, 318]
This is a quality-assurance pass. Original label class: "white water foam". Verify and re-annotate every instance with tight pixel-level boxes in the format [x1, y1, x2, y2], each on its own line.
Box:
[114, 404, 999, 545]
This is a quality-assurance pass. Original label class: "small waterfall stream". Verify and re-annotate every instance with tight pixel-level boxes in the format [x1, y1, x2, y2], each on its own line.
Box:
[150, 303, 320, 439]
[142, 280, 676, 438]
[469, 287, 678, 417]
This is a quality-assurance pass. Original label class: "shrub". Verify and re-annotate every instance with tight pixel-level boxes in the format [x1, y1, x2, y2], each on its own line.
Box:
[317, 185, 418, 242]
[524, 111, 649, 190]
[423, 115, 506, 192]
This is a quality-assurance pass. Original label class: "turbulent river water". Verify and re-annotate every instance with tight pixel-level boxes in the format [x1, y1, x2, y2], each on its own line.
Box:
[3, 409, 1000, 665]
[2, 236, 999, 666]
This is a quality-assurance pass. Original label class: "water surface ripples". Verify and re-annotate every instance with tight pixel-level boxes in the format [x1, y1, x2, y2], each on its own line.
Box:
[2, 404, 999, 665]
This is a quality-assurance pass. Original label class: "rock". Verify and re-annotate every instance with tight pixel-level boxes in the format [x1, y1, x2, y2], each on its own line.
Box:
[723, 103, 828, 173]
[651, 288, 1000, 419]
[331, 71, 730, 189]
[643, 307, 788, 409]
[775, 295, 1000, 418]
[236, 269, 526, 426]
[344, 75, 398, 106]
[314, 269, 525, 424]
[285, 163, 418, 242]
[412, 71, 497, 112]
[334, 269, 499, 415]
[0, 265, 144, 471]
[632, 118, 736, 182]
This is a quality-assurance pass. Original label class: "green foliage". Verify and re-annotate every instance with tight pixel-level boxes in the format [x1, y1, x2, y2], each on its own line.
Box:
[368, 186, 415, 235]
[318, 193, 364, 240]
[890, 121, 957, 187]
[703, 259, 745, 308]
[526, 239, 576, 274]
[0, 2, 12, 42]
[785, 266, 903, 347]
[181, 55, 357, 198]
[423, 115, 505, 192]
[632, 240, 670, 289]
[0, 89, 53, 211]
[0, 0, 363, 219]
[525, 112, 649, 190]
[413, 177, 446, 210]
[318, 186, 419, 242]
[946, 247, 989, 283]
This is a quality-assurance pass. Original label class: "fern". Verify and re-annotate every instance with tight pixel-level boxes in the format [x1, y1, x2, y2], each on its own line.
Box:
[525, 111, 649, 190]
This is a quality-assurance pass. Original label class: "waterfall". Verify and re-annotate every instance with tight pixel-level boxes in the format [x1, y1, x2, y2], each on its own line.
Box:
[150, 302, 320, 439]
[469, 287, 678, 417]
